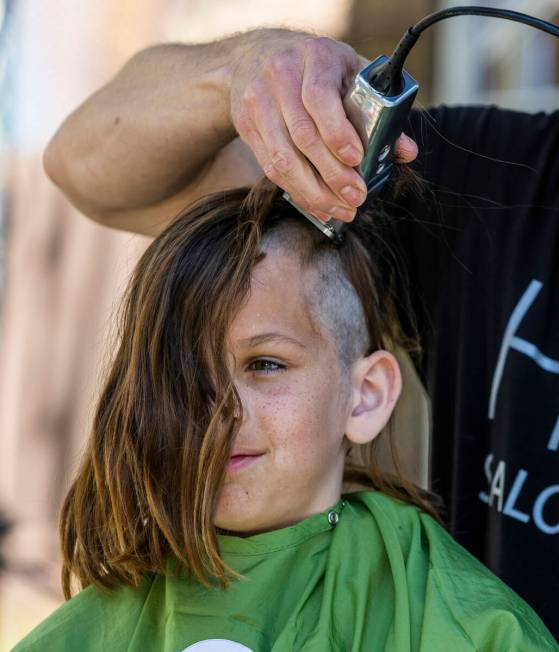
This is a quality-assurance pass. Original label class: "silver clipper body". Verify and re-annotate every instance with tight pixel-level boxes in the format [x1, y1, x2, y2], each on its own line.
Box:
[283, 54, 419, 242]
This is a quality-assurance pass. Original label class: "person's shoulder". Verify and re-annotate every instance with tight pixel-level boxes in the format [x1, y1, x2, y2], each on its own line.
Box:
[12, 585, 107, 651]
[343, 491, 558, 649]
[421, 514, 559, 649]
[13, 575, 156, 651]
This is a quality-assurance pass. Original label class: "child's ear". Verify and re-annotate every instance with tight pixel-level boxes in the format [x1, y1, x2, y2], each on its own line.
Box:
[345, 350, 402, 445]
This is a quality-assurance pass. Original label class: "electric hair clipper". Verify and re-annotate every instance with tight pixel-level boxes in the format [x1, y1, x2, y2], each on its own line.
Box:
[283, 6, 559, 241]
[283, 54, 419, 242]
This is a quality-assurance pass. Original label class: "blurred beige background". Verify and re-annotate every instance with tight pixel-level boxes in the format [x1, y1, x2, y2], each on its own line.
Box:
[1, 0, 557, 649]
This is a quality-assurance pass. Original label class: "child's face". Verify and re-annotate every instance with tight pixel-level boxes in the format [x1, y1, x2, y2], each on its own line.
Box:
[215, 247, 353, 534]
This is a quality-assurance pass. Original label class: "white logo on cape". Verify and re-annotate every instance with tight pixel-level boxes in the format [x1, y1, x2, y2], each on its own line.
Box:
[181, 640, 254, 652]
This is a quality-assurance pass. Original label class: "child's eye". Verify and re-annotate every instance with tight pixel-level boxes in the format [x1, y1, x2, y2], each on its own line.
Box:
[248, 359, 286, 374]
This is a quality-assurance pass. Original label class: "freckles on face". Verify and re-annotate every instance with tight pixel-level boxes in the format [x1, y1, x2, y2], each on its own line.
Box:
[214, 248, 351, 534]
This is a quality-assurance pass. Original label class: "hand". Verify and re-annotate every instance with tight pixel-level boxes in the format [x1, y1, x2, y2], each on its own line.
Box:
[230, 33, 418, 222]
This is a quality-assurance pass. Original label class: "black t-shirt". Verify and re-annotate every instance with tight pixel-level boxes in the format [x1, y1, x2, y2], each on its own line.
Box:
[388, 105, 559, 637]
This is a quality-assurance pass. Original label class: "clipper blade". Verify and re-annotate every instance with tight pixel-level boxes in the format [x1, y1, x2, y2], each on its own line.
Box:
[282, 192, 346, 244]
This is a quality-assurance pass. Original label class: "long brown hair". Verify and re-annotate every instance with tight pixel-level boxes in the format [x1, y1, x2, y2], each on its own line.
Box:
[60, 177, 438, 599]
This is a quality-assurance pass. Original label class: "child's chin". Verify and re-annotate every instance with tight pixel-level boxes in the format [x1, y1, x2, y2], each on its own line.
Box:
[214, 486, 266, 533]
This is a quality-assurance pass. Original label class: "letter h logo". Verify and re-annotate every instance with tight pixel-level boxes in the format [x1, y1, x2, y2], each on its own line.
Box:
[489, 280, 559, 451]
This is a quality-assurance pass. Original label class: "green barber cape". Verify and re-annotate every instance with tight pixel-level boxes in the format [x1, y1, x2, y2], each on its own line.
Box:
[14, 491, 558, 651]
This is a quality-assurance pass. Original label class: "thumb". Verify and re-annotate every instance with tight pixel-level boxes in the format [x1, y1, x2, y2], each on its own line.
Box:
[394, 132, 418, 163]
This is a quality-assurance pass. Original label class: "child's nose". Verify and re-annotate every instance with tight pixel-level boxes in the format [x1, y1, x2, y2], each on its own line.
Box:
[233, 385, 250, 423]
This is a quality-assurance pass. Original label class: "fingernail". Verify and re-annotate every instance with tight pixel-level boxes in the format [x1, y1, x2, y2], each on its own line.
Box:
[337, 144, 362, 165]
[396, 133, 418, 160]
[340, 185, 366, 206]
[330, 206, 356, 221]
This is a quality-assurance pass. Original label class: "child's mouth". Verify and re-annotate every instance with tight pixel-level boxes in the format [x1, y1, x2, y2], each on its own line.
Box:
[227, 453, 265, 472]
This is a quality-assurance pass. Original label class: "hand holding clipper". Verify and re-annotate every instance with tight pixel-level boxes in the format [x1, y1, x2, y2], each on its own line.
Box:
[284, 55, 418, 243]
[285, 6, 559, 242]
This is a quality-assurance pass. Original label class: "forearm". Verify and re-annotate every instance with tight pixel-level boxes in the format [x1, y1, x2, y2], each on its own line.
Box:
[44, 33, 273, 217]
[44, 28, 416, 234]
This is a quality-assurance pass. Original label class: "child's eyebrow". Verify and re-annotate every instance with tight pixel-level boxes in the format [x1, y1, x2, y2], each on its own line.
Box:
[236, 332, 308, 351]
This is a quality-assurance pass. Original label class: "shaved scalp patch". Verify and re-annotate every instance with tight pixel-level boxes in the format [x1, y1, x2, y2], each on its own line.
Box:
[260, 219, 369, 370]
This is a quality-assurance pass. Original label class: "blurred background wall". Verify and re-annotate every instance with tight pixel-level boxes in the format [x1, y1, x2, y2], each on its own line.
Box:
[0, 1, 556, 649]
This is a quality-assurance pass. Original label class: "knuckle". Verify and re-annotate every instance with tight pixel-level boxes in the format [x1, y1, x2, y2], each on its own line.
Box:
[302, 36, 333, 58]
[234, 112, 252, 137]
[325, 129, 351, 151]
[242, 80, 265, 109]
[341, 41, 359, 62]
[262, 163, 282, 185]
[261, 56, 279, 79]
[304, 190, 326, 209]
[288, 190, 306, 206]
[290, 118, 318, 150]
[321, 166, 342, 185]
[261, 56, 275, 76]
[295, 179, 329, 207]
[270, 149, 297, 176]
[298, 195, 320, 214]
[301, 80, 328, 108]
[269, 50, 297, 76]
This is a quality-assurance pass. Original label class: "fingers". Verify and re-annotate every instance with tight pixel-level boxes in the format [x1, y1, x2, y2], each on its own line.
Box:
[394, 132, 418, 163]
[262, 41, 365, 218]
[251, 102, 358, 221]
[231, 35, 419, 221]
[278, 86, 367, 213]
[299, 38, 364, 168]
